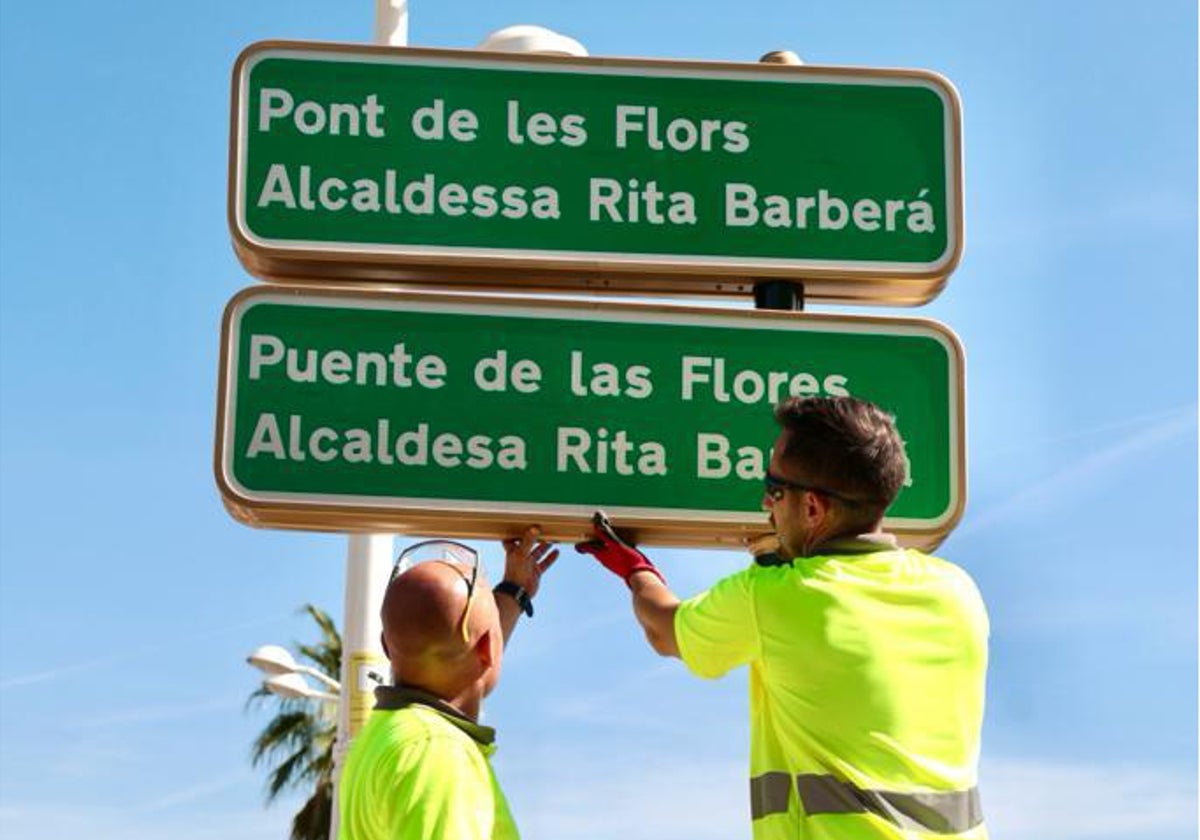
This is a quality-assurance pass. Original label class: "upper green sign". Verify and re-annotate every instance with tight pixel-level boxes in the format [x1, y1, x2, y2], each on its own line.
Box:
[230, 42, 964, 304]
[215, 287, 966, 548]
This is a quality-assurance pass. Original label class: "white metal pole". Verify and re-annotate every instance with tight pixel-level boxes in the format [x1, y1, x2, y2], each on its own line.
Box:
[329, 13, 408, 840]
[331, 536, 393, 838]
[329, 11, 586, 839]
[376, 0, 409, 47]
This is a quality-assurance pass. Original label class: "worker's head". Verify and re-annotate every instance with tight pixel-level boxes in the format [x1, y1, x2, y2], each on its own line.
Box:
[765, 396, 907, 557]
[380, 553, 503, 713]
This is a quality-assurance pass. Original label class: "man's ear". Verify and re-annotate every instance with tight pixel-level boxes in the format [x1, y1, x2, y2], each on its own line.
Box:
[803, 489, 834, 524]
[798, 491, 838, 555]
[474, 629, 496, 671]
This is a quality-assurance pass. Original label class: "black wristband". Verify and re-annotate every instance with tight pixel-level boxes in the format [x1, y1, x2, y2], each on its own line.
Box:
[493, 581, 534, 617]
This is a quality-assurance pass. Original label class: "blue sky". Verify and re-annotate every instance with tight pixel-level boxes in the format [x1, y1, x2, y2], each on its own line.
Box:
[0, 2, 1195, 839]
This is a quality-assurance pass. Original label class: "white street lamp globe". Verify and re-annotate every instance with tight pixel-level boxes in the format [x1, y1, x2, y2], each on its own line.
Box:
[759, 49, 803, 66]
[477, 25, 587, 57]
[247, 644, 298, 675]
[265, 673, 338, 703]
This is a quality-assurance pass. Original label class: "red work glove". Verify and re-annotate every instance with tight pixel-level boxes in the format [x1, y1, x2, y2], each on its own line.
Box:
[575, 511, 666, 587]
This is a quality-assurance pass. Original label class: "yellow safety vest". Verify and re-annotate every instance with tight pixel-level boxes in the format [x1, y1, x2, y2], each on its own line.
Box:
[338, 686, 519, 840]
[675, 536, 989, 839]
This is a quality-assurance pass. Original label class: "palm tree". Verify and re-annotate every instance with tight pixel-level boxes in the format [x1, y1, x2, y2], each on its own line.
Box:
[247, 604, 341, 840]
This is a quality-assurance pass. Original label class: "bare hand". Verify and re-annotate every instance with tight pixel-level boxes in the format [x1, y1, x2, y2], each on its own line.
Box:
[502, 526, 559, 598]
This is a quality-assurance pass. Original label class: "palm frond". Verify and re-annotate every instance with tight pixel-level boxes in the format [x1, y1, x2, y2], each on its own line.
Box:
[251, 710, 318, 767]
[300, 603, 340, 644]
[267, 745, 313, 800]
[246, 603, 340, 834]
[296, 644, 340, 681]
[296, 604, 342, 679]
[291, 779, 334, 840]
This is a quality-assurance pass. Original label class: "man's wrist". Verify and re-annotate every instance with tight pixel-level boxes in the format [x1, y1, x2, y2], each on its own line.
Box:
[627, 566, 667, 588]
[493, 581, 534, 617]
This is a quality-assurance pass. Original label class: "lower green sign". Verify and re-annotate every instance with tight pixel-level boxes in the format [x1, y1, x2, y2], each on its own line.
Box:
[215, 287, 965, 547]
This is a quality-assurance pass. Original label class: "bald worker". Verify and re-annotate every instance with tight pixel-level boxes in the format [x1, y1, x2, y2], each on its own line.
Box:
[338, 528, 558, 840]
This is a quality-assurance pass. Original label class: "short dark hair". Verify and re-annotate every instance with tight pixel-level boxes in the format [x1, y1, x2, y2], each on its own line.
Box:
[773, 396, 908, 523]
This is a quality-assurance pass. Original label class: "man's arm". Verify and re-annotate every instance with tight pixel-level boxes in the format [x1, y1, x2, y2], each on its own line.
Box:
[495, 526, 558, 646]
[577, 512, 681, 658]
[580, 512, 761, 675]
[628, 571, 681, 658]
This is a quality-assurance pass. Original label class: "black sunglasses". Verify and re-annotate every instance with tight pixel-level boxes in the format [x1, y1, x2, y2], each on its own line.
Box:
[763, 471, 861, 505]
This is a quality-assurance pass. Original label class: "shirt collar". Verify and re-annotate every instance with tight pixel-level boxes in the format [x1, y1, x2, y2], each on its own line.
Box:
[373, 685, 497, 746]
[755, 532, 899, 566]
[820, 532, 900, 554]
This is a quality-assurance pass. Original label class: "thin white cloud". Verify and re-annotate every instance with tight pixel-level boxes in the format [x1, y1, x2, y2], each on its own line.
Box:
[501, 746, 745, 840]
[0, 803, 284, 840]
[954, 406, 1195, 542]
[657, 545, 749, 595]
[974, 187, 1195, 250]
[548, 660, 683, 726]
[973, 403, 1198, 461]
[0, 656, 125, 690]
[0, 613, 290, 692]
[500, 608, 628, 665]
[49, 738, 142, 778]
[71, 696, 244, 729]
[138, 770, 253, 814]
[983, 757, 1196, 839]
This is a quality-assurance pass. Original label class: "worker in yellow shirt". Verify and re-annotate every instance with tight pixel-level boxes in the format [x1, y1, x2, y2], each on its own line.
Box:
[579, 396, 989, 839]
[339, 528, 557, 840]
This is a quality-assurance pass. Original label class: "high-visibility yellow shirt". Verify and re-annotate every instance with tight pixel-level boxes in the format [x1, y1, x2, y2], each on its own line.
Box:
[338, 686, 519, 840]
[675, 535, 989, 840]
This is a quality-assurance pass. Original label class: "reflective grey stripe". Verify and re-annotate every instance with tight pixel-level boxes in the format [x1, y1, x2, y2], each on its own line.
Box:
[796, 774, 983, 834]
[749, 772, 793, 819]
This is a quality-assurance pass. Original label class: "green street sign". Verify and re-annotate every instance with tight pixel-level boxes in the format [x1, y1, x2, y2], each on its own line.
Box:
[230, 42, 964, 305]
[215, 287, 966, 547]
